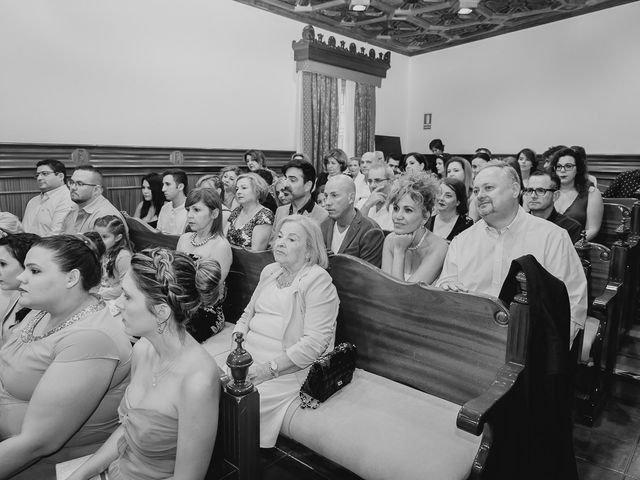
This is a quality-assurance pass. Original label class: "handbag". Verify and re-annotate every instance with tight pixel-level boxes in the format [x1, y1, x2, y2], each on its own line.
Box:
[299, 342, 357, 409]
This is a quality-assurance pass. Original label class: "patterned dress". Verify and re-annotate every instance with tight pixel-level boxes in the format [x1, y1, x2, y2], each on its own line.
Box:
[226, 206, 274, 248]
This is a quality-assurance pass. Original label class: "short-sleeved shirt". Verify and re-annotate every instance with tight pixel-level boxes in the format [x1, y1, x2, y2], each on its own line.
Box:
[227, 206, 274, 248]
[0, 304, 132, 475]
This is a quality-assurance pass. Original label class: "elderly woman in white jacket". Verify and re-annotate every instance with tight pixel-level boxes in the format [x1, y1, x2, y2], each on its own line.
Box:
[233, 215, 339, 447]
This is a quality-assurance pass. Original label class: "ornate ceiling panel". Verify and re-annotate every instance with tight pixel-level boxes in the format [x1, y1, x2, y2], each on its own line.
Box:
[234, 0, 638, 56]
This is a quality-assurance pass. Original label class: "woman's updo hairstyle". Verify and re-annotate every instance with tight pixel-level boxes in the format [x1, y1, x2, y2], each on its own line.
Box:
[130, 248, 222, 328]
[388, 172, 440, 219]
[0, 233, 41, 267]
[34, 233, 106, 291]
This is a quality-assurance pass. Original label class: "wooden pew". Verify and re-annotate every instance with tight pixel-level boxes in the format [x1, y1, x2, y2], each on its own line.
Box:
[594, 202, 632, 248]
[222, 246, 274, 323]
[123, 213, 180, 251]
[574, 239, 627, 425]
[277, 254, 573, 480]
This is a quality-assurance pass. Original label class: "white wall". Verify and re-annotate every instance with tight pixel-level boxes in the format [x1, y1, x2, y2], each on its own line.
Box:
[404, 2, 640, 155]
[0, 0, 407, 150]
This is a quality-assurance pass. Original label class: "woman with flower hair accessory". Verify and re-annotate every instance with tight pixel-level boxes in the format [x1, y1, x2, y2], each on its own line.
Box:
[66, 248, 222, 480]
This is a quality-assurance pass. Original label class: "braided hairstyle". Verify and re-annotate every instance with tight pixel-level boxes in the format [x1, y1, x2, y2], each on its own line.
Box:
[129, 248, 221, 329]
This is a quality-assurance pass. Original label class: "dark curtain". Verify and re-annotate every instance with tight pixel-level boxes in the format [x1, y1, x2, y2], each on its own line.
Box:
[354, 82, 376, 157]
[302, 72, 339, 173]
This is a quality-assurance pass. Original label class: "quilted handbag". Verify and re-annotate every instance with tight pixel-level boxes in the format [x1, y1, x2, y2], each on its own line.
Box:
[299, 342, 357, 409]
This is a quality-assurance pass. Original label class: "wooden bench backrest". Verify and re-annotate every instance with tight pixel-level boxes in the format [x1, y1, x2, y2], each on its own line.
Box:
[328, 254, 510, 407]
[594, 203, 631, 248]
[584, 242, 611, 300]
[604, 198, 638, 210]
[124, 213, 180, 251]
[223, 246, 274, 323]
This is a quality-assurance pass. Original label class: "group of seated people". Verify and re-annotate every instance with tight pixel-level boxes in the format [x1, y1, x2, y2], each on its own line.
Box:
[0, 143, 635, 479]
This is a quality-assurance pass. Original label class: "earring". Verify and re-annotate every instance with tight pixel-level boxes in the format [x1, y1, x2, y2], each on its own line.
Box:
[156, 319, 168, 334]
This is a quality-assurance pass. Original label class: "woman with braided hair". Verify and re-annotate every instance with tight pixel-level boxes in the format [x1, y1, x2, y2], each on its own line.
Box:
[0, 233, 132, 479]
[67, 248, 222, 480]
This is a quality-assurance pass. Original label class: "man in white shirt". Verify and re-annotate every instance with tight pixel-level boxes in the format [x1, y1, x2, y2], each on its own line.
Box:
[156, 169, 188, 235]
[437, 162, 587, 346]
[355, 151, 385, 208]
[67, 166, 124, 233]
[22, 159, 77, 236]
[358, 164, 394, 231]
[320, 175, 384, 267]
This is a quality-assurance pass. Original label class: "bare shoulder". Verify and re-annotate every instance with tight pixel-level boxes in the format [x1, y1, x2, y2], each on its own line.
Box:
[179, 347, 222, 398]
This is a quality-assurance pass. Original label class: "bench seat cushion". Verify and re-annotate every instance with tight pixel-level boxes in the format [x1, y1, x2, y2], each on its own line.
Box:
[281, 369, 481, 480]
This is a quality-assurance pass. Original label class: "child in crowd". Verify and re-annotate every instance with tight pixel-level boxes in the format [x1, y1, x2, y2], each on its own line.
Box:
[95, 215, 133, 303]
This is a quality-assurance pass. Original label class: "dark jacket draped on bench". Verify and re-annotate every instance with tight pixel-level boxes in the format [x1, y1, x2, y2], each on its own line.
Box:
[496, 254, 578, 480]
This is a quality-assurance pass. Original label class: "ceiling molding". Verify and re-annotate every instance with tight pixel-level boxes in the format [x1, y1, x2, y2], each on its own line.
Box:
[235, 0, 639, 56]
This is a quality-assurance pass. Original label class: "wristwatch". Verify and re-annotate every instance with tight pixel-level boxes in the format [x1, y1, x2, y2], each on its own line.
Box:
[268, 360, 279, 378]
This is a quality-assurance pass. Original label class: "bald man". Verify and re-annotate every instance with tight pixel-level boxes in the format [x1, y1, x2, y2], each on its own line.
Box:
[320, 175, 384, 267]
[437, 162, 587, 346]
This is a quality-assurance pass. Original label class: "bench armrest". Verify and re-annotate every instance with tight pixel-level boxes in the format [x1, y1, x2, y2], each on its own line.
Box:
[457, 362, 524, 436]
[591, 283, 620, 316]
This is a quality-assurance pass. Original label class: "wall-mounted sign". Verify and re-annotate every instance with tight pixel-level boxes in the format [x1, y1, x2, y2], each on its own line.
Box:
[423, 113, 432, 130]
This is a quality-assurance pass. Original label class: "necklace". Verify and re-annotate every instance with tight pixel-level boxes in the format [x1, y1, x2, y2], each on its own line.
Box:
[151, 356, 179, 388]
[20, 299, 106, 343]
[276, 270, 297, 289]
[407, 229, 428, 251]
[190, 232, 215, 247]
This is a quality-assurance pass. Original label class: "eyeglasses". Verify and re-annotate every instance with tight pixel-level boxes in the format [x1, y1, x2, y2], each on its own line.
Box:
[555, 164, 576, 172]
[68, 179, 98, 188]
[34, 171, 55, 179]
[522, 187, 556, 196]
[367, 178, 388, 186]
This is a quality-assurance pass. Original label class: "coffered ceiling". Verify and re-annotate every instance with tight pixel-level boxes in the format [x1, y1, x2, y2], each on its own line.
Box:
[235, 0, 637, 56]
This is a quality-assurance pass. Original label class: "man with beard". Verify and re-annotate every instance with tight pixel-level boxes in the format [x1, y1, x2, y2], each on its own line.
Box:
[320, 175, 384, 267]
[270, 159, 328, 244]
[22, 159, 77, 235]
[436, 161, 587, 346]
[67, 165, 124, 233]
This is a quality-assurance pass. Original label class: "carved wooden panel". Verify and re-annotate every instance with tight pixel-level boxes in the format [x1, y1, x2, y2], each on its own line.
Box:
[236, 0, 637, 56]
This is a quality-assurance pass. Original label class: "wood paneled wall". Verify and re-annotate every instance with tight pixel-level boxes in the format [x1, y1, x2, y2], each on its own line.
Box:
[0, 143, 294, 217]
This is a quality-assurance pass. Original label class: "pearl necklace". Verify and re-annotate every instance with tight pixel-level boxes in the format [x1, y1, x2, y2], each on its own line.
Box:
[20, 299, 106, 343]
[407, 229, 428, 251]
[190, 232, 215, 247]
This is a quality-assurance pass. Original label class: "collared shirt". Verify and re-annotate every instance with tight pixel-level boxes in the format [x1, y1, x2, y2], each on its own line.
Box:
[437, 207, 587, 342]
[366, 203, 393, 231]
[69, 195, 124, 234]
[353, 172, 370, 207]
[156, 201, 187, 235]
[22, 185, 77, 236]
[288, 195, 316, 216]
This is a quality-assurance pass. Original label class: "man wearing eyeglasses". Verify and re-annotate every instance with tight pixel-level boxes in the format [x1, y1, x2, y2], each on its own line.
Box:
[67, 165, 124, 233]
[358, 164, 394, 231]
[22, 159, 77, 236]
[524, 171, 582, 243]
